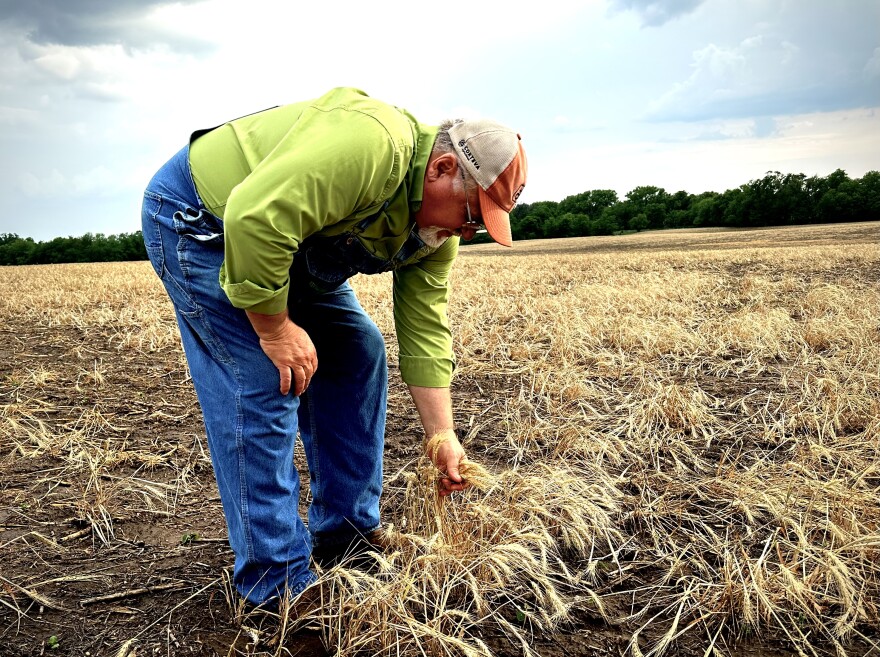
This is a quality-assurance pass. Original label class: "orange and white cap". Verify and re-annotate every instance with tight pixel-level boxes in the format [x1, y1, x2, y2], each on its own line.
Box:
[448, 119, 528, 247]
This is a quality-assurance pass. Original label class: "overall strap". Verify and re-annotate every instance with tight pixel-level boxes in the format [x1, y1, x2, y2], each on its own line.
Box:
[189, 106, 279, 143]
[353, 200, 390, 233]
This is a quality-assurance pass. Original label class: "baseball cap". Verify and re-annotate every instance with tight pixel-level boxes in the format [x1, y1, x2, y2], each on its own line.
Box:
[448, 120, 528, 247]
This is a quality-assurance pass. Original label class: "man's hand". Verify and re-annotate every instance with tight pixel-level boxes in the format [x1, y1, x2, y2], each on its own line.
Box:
[246, 310, 318, 395]
[426, 429, 469, 497]
[407, 386, 469, 496]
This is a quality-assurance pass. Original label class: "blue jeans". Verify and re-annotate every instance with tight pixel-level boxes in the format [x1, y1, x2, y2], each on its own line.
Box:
[141, 146, 387, 604]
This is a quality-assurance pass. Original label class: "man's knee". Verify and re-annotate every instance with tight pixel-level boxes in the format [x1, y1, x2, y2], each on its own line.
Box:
[354, 316, 386, 364]
[309, 313, 386, 379]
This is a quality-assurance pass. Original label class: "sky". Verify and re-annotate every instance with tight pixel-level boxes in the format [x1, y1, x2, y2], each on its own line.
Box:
[1, 0, 878, 241]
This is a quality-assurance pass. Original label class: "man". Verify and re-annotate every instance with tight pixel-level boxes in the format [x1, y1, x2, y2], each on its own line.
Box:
[142, 87, 528, 607]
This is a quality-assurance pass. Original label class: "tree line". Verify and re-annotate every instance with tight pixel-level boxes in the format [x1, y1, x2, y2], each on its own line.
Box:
[498, 168, 880, 243]
[0, 168, 877, 265]
[0, 231, 147, 266]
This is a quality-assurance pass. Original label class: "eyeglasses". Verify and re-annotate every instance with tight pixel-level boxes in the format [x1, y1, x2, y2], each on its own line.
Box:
[460, 167, 485, 233]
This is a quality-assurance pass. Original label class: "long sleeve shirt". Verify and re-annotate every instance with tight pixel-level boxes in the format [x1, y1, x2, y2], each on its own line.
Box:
[187, 87, 456, 387]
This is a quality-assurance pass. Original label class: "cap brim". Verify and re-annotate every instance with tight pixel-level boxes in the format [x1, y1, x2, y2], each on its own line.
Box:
[477, 187, 513, 247]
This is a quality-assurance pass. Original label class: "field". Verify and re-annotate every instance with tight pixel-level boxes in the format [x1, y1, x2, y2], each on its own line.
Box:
[1, 222, 879, 657]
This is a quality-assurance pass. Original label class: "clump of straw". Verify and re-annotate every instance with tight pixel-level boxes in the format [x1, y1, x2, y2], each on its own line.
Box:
[283, 436, 622, 657]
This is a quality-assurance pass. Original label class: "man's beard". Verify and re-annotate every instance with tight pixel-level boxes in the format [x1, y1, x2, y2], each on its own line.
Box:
[418, 226, 451, 249]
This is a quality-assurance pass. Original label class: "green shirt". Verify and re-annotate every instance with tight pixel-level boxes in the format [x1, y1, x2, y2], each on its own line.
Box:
[188, 87, 456, 387]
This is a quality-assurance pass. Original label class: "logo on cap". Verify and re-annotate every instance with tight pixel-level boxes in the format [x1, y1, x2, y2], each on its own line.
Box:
[458, 140, 481, 170]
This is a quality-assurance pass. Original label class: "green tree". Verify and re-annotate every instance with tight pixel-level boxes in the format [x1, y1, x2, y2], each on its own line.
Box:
[557, 191, 592, 216]
[856, 171, 880, 221]
[629, 213, 650, 232]
[818, 184, 859, 223]
[625, 186, 669, 229]
[0, 235, 36, 265]
[0, 231, 149, 265]
[546, 212, 589, 238]
[691, 193, 722, 227]
[512, 201, 559, 240]
[720, 188, 746, 227]
[558, 189, 619, 219]
[589, 211, 621, 235]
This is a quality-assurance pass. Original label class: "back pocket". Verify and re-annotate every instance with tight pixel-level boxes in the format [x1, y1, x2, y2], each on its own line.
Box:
[173, 207, 224, 245]
[141, 191, 164, 278]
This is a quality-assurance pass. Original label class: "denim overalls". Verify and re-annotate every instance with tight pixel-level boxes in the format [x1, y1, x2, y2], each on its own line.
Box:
[142, 144, 417, 605]
[289, 200, 430, 302]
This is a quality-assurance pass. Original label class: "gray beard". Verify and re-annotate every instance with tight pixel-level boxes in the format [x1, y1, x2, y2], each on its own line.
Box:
[418, 226, 450, 249]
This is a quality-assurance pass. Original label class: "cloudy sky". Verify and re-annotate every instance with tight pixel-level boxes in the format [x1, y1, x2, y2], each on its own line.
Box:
[1, 0, 878, 241]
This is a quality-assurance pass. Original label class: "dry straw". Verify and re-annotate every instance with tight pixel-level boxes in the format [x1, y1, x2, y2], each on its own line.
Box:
[290, 448, 620, 657]
[2, 224, 879, 656]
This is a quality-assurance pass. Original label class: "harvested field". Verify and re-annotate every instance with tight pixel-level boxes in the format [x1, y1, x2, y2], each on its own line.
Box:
[1, 221, 878, 657]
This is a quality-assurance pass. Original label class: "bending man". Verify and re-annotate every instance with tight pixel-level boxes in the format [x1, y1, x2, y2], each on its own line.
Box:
[141, 87, 528, 606]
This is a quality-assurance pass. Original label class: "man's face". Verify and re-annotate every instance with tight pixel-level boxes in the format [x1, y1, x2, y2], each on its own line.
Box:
[414, 154, 483, 246]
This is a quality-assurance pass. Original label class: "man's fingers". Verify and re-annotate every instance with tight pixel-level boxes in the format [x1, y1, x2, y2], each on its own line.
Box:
[438, 476, 467, 497]
[438, 455, 469, 496]
[277, 366, 314, 396]
[256, 320, 318, 396]
[290, 363, 318, 396]
[292, 366, 306, 396]
[430, 438, 472, 497]
[279, 366, 292, 395]
[303, 356, 317, 394]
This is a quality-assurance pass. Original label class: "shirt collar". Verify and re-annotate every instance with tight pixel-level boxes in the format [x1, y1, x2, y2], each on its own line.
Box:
[406, 121, 438, 211]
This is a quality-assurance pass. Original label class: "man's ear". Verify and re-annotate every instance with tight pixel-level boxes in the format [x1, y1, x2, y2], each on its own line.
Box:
[426, 153, 458, 181]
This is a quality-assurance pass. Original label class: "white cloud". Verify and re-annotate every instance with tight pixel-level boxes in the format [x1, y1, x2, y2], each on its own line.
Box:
[528, 107, 880, 203]
[696, 41, 748, 78]
[645, 3, 879, 122]
[18, 170, 65, 197]
[16, 165, 138, 198]
[609, 0, 706, 26]
[866, 47, 880, 77]
[18, 41, 184, 102]
[647, 34, 804, 120]
[0, 105, 40, 125]
[2, 0, 210, 51]
[690, 118, 761, 140]
[33, 51, 82, 79]
[780, 40, 799, 66]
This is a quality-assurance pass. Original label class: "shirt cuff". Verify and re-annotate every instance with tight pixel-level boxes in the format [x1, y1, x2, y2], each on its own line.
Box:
[399, 354, 455, 388]
[220, 278, 290, 314]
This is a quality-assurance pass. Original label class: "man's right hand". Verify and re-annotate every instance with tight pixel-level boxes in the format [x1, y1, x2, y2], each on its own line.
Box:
[246, 310, 318, 396]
